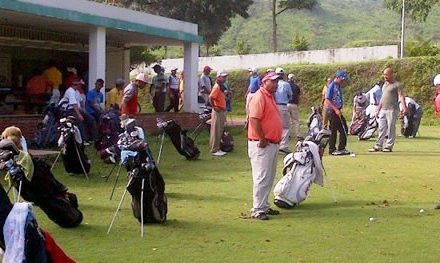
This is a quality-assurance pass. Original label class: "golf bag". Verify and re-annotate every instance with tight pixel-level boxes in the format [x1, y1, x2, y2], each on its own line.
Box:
[119, 136, 167, 224]
[307, 107, 323, 140]
[358, 115, 378, 141]
[58, 117, 91, 175]
[220, 131, 234, 152]
[31, 101, 66, 148]
[157, 119, 200, 160]
[0, 140, 83, 228]
[95, 106, 123, 152]
[0, 182, 12, 250]
[273, 132, 328, 209]
[349, 93, 368, 135]
[401, 103, 416, 137]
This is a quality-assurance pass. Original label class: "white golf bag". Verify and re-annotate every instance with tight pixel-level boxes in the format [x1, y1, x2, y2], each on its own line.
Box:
[273, 140, 326, 209]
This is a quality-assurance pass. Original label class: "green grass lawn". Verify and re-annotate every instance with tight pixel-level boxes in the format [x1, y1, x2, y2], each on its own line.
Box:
[4, 125, 440, 262]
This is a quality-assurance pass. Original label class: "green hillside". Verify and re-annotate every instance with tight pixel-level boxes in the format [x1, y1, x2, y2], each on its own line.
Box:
[217, 0, 440, 54]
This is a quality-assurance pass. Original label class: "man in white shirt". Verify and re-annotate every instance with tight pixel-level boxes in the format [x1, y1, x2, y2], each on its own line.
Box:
[165, 67, 180, 112]
[63, 78, 97, 144]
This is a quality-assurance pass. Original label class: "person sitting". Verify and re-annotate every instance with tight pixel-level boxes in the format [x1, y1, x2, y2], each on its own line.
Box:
[25, 68, 53, 113]
[106, 78, 124, 110]
[86, 79, 104, 122]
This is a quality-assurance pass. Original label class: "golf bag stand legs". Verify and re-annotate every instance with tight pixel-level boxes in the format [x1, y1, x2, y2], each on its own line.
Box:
[50, 151, 63, 171]
[157, 131, 166, 165]
[107, 175, 134, 234]
[109, 163, 123, 200]
[74, 143, 89, 180]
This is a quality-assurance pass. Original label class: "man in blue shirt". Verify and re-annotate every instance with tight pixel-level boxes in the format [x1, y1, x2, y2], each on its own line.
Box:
[274, 67, 293, 154]
[325, 70, 349, 156]
[86, 78, 104, 121]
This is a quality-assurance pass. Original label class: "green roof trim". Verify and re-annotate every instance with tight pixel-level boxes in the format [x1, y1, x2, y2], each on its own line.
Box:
[0, 0, 203, 43]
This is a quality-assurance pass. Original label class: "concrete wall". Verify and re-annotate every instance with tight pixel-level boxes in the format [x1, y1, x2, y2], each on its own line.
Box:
[160, 45, 398, 73]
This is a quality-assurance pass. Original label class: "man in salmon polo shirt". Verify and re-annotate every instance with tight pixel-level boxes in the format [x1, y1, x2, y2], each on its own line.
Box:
[247, 71, 282, 220]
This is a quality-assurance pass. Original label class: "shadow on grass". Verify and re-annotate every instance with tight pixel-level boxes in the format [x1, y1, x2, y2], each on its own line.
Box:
[167, 192, 242, 202]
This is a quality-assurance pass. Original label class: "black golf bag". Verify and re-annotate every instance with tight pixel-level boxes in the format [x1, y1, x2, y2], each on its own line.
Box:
[0, 183, 12, 250]
[273, 128, 331, 209]
[401, 103, 416, 137]
[157, 119, 200, 160]
[95, 106, 123, 152]
[220, 131, 234, 152]
[31, 101, 66, 148]
[58, 117, 91, 175]
[0, 140, 83, 228]
[119, 138, 167, 224]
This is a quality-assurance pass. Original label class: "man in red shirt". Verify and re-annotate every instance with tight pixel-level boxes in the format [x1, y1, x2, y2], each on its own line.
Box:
[247, 72, 282, 220]
[209, 70, 228, 156]
[121, 73, 147, 117]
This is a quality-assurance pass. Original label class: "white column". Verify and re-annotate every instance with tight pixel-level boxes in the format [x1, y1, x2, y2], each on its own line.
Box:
[183, 42, 199, 112]
[89, 26, 106, 104]
[123, 46, 131, 83]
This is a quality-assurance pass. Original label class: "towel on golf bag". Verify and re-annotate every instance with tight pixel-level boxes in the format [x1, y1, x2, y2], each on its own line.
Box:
[6, 157, 83, 228]
[59, 124, 91, 175]
[161, 120, 200, 160]
[220, 131, 234, 152]
[273, 141, 324, 208]
[3, 202, 47, 263]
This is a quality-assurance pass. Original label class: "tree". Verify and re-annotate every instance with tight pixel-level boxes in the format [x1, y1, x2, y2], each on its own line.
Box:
[236, 39, 250, 55]
[384, 0, 440, 22]
[103, 0, 254, 56]
[291, 34, 309, 51]
[272, 0, 317, 52]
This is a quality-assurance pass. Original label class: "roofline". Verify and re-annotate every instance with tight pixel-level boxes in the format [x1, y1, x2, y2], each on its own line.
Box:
[0, 0, 204, 44]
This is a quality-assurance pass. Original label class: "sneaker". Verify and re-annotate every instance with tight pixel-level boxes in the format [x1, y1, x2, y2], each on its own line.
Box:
[331, 150, 342, 156]
[382, 148, 392, 152]
[368, 146, 381, 152]
[212, 151, 226, 156]
[251, 213, 269, 220]
[266, 208, 280, 215]
[338, 149, 350, 155]
[83, 141, 90, 146]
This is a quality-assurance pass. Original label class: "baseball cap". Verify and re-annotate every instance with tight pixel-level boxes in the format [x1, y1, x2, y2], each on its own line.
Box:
[266, 68, 274, 73]
[287, 73, 296, 80]
[275, 67, 284, 74]
[171, 67, 178, 71]
[336, 70, 348, 80]
[115, 78, 125, 86]
[434, 74, 440, 85]
[203, 65, 213, 72]
[262, 72, 282, 82]
[248, 67, 257, 73]
[217, 70, 229, 78]
[135, 73, 148, 83]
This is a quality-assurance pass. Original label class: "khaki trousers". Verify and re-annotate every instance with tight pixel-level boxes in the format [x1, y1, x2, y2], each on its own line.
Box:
[209, 109, 226, 153]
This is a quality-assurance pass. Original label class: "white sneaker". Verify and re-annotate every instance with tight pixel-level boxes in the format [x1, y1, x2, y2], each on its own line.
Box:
[212, 151, 226, 156]
[83, 142, 90, 146]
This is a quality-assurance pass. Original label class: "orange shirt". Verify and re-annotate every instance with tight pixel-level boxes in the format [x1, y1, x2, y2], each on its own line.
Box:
[209, 83, 226, 111]
[26, 75, 52, 96]
[248, 87, 282, 143]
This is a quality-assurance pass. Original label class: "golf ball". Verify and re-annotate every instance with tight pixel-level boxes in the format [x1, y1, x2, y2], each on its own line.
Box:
[368, 217, 374, 221]
[419, 209, 425, 213]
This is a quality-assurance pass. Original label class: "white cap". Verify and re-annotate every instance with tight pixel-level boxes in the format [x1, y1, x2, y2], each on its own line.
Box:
[434, 74, 440, 85]
[135, 73, 148, 83]
[217, 70, 229, 78]
[275, 67, 284, 74]
[287, 73, 295, 80]
[248, 67, 257, 73]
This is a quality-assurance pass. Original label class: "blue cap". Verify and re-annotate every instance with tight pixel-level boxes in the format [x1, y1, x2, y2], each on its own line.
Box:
[336, 70, 348, 80]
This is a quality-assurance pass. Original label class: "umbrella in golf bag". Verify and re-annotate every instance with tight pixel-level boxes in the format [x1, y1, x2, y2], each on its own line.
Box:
[273, 127, 331, 209]
[56, 116, 91, 177]
[0, 139, 83, 228]
[157, 119, 200, 161]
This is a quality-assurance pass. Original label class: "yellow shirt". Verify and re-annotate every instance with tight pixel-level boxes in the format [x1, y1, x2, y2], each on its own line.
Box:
[106, 87, 123, 109]
[42, 66, 62, 89]
[5, 150, 34, 185]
